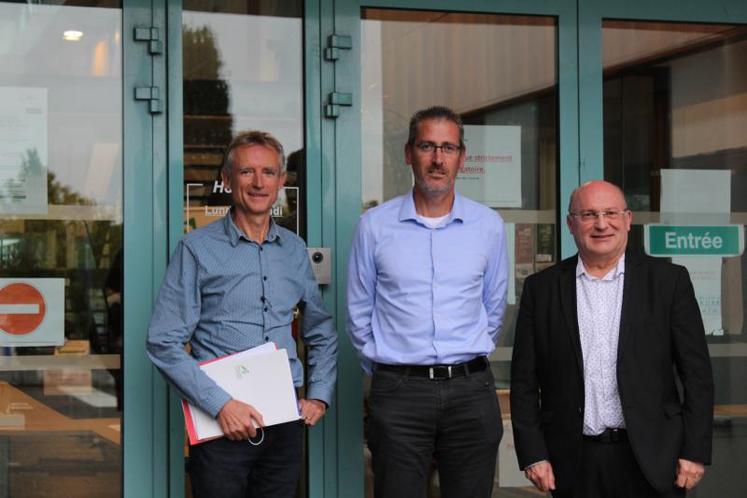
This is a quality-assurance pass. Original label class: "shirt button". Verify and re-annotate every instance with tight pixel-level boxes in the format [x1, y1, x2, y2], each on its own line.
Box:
[263, 307, 268, 312]
[263, 276, 267, 281]
[264, 336, 270, 342]
[260, 296, 266, 302]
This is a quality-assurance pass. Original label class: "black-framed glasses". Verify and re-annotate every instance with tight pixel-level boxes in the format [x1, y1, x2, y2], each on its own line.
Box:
[569, 209, 630, 222]
[414, 141, 462, 155]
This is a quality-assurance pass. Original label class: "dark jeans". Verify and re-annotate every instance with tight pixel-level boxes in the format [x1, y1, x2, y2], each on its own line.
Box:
[367, 364, 503, 498]
[552, 436, 686, 498]
[188, 420, 304, 498]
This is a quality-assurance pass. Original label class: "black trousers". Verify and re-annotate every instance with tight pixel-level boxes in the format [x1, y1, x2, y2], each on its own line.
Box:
[188, 420, 304, 498]
[367, 365, 503, 498]
[552, 435, 686, 498]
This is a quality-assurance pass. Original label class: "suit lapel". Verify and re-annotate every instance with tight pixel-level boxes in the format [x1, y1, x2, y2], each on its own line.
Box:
[559, 256, 584, 374]
[617, 249, 644, 366]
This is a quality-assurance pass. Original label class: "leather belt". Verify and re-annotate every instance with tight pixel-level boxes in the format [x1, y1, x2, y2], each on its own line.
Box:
[583, 428, 627, 443]
[375, 356, 488, 380]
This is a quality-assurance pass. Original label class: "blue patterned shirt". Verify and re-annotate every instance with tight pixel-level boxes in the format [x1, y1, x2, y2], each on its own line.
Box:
[147, 212, 337, 417]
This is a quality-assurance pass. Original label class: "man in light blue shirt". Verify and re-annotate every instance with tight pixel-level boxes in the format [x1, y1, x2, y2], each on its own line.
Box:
[147, 130, 337, 498]
[347, 106, 508, 498]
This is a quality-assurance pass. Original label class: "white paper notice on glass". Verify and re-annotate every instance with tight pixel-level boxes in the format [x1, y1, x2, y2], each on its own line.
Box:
[0, 86, 48, 215]
[457, 125, 522, 208]
[182, 344, 301, 445]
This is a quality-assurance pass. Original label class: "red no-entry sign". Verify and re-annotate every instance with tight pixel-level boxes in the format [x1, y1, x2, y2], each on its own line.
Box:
[0, 282, 47, 335]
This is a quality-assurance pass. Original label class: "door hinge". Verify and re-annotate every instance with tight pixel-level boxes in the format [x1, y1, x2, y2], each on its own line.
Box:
[325, 92, 352, 119]
[324, 32, 353, 119]
[324, 34, 352, 61]
[134, 86, 162, 114]
[134, 26, 163, 55]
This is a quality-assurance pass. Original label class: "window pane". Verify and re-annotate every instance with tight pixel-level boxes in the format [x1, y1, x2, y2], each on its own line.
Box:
[603, 19, 747, 498]
[181, 1, 307, 496]
[182, 0, 305, 238]
[361, 9, 558, 495]
[0, 1, 123, 497]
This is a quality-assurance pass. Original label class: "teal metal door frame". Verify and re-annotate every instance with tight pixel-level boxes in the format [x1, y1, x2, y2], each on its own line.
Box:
[129, 0, 747, 495]
[324, 1, 580, 496]
[123, 0, 177, 496]
[329, 0, 583, 273]
[126, 1, 347, 497]
[321, 0, 747, 496]
[165, 1, 187, 497]
[124, 0, 343, 495]
[305, 1, 345, 497]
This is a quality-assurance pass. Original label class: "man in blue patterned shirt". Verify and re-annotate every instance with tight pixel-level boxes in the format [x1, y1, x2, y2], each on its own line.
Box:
[147, 130, 337, 498]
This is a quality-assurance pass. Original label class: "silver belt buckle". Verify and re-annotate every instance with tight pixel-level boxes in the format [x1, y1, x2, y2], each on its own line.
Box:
[428, 365, 453, 380]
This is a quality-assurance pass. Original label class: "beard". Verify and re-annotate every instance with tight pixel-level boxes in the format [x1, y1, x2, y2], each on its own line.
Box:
[414, 166, 453, 195]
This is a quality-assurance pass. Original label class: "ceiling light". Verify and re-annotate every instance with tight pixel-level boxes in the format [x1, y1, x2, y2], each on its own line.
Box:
[63, 30, 83, 41]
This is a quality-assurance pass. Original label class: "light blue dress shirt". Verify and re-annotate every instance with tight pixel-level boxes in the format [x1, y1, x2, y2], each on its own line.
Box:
[346, 190, 509, 373]
[147, 213, 337, 417]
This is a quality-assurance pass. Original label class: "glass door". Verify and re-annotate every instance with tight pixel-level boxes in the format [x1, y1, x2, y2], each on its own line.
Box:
[178, 1, 318, 497]
[578, 1, 747, 496]
[360, 10, 558, 494]
[0, 1, 176, 496]
[330, 0, 579, 495]
[0, 1, 124, 497]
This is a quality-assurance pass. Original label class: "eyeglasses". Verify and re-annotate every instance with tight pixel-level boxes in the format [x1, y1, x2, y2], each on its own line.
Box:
[569, 209, 630, 222]
[413, 142, 462, 155]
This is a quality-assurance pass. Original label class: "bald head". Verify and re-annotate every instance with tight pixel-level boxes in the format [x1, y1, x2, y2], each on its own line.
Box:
[566, 180, 632, 271]
[568, 180, 627, 214]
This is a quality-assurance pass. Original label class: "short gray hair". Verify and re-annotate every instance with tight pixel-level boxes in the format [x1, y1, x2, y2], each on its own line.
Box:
[407, 106, 465, 148]
[222, 130, 286, 175]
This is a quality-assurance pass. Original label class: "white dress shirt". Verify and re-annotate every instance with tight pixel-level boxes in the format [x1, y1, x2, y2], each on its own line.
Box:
[576, 255, 626, 435]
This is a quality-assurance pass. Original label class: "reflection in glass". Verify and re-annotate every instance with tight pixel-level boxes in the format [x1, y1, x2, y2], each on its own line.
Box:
[0, 1, 123, 497]
[361, 9, 558, 497]
[603, 20, 747, 498]
[181, 2, 306, 497]
[182, 0, 305, 238]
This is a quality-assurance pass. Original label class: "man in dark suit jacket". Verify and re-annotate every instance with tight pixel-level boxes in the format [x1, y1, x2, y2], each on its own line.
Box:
[511, 180, 713, 497]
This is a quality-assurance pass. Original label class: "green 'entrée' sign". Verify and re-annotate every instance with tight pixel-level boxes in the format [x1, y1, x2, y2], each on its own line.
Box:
[644, 225, 744, 257]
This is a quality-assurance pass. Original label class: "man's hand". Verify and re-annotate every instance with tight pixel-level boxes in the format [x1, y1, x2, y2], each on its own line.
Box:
[675, 458, 705, 490]
[299, 398, 326, 426]
[525, 460, 556, 492]
[217, 399, 265, 440]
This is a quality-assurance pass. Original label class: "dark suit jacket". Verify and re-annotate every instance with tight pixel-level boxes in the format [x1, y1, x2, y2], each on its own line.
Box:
[510, 248, 714, 493]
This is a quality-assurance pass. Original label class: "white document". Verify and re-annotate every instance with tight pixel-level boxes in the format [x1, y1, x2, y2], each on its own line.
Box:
[660, 169, 732, 335]
[660, 169, 730, 220]
[0, 87, 48, 214]
[458, 125, 522, 208]
[183, 345, 300, 444]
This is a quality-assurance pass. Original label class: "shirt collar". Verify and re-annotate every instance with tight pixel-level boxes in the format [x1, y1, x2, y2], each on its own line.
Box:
[398, 189, 466, 227]
[224, 208, 282, 247]
[576, 253, 626, 281]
